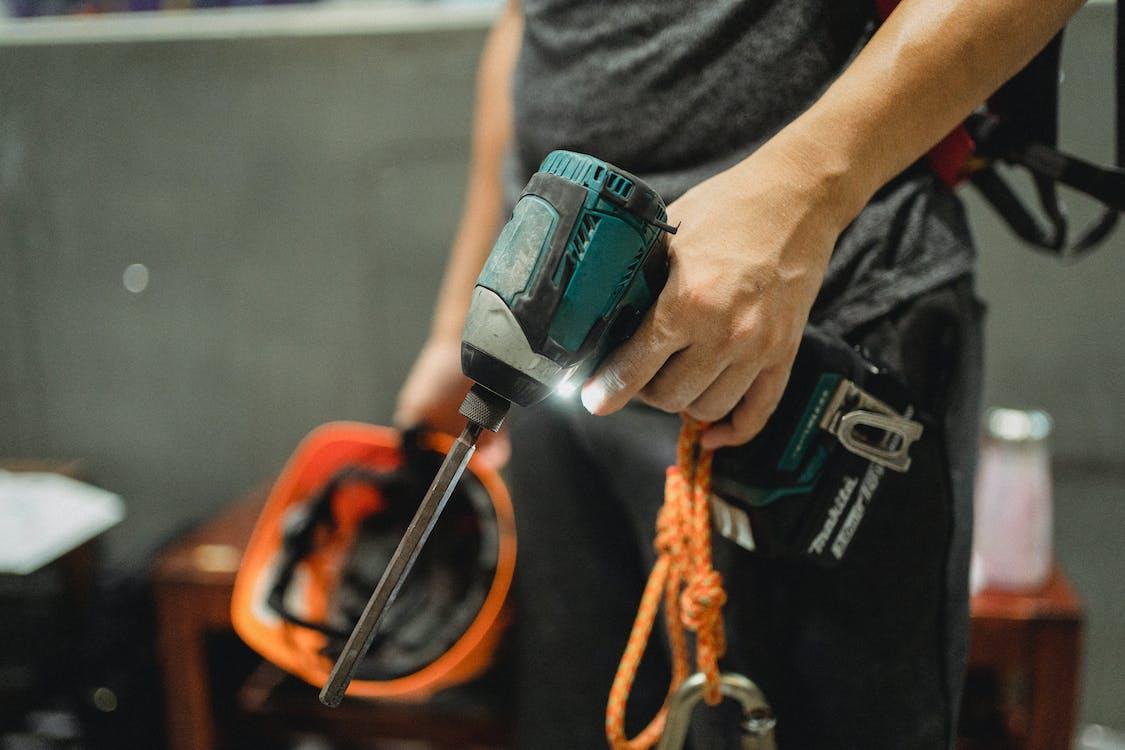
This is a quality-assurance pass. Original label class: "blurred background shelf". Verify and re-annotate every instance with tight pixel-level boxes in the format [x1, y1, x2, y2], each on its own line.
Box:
[0, 1, 497, 43]
[1, 0, 498, 22]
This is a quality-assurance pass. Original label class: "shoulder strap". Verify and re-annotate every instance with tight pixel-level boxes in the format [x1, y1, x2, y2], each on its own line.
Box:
[877, 0, 1123, 257]
[968, 6, 1122, 258]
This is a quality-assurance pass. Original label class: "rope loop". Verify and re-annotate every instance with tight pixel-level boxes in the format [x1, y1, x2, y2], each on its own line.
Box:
[606, 417, 730, 750]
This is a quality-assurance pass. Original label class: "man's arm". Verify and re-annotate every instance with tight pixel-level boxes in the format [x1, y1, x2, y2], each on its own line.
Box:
[582, 0, 1084, 449]
[394, 0, 521, 453]
[429, 0, 522, 342]
[789, 0, 1086, 224]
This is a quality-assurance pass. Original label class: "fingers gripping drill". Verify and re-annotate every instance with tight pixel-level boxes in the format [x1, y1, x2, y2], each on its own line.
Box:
[320, 151, 676, 706]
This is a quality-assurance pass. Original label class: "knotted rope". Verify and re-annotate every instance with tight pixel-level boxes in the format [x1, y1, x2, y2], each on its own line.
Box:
[605, 417, 728, 750]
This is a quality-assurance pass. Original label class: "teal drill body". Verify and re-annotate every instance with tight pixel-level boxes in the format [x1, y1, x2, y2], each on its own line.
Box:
[463, 150, 674, 407]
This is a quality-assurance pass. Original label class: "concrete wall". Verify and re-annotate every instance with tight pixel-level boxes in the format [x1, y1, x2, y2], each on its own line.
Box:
[0, 6, 489, 562]
[1, 0, 1121, 732]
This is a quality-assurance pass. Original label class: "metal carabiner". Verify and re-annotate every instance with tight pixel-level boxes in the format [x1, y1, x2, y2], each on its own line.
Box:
[656, 672, 777, 750]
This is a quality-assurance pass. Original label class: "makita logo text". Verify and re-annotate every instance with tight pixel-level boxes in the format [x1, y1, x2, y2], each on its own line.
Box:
[808, 475, 858, 554]
[831, 462, 885, 559]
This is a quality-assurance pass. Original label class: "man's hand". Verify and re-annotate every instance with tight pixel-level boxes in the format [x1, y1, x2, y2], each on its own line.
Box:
[580, 140, 850, 450]
[579, 0, 1083, 451]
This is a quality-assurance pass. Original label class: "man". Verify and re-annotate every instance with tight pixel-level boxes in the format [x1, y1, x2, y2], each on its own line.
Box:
[395, 0, 1082, 747]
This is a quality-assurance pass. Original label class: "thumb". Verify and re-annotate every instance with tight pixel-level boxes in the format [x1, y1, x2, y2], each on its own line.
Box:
[476, 429, 512, 469]
[393, 387, 424, 430]
[580, 309, 675, 416]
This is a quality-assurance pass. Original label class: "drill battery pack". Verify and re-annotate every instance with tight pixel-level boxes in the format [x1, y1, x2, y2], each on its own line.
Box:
[710, 326, 931, 567]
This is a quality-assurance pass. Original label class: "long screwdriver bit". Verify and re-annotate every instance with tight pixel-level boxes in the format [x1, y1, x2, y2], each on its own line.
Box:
[319, 420, 483, 707]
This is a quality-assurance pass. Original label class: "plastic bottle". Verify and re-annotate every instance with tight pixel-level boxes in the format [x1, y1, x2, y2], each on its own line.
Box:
[972, 408, 1055, 591]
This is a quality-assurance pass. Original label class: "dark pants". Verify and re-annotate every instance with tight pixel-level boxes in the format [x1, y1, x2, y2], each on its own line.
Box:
[507, 279, 984, 749]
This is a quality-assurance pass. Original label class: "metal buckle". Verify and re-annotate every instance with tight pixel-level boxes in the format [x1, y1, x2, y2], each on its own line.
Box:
[819, 380, 923, 473]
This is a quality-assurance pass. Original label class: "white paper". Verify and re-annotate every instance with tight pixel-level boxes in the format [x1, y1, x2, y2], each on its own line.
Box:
[0, 471, 125, 575]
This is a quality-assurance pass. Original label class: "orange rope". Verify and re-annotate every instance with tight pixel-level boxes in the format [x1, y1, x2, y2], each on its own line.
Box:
[605, 417, 728, 750]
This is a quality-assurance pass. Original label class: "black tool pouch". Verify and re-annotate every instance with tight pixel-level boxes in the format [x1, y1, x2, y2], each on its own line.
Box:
[710, 326, 932, 567]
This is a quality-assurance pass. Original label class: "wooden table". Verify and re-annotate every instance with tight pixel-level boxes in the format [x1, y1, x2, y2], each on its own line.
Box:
[153, 490, 1084, 750]
[152, 492, 262, 750]
[965, 573, 1084, 750]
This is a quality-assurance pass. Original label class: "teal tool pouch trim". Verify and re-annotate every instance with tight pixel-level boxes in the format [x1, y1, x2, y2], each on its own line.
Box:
[710, 326, 927, 566]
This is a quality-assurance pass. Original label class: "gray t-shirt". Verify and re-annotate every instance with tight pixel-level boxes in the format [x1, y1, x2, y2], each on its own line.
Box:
[507, 0, 975, 333]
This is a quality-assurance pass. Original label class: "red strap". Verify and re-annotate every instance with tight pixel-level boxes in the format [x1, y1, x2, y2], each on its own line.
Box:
[875, 0, 898, 18]
[876, 0, 975, 186]
[927, 128, 976, 186]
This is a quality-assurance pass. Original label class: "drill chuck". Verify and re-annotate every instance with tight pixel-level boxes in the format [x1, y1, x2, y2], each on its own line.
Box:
[459, 384, 510, 433]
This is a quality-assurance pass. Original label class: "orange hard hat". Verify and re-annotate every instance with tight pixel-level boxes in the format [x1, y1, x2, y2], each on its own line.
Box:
[231, 422, 515, 701]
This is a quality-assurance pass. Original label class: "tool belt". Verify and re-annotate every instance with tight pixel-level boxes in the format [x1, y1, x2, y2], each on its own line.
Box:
[710, 326, 934, 566]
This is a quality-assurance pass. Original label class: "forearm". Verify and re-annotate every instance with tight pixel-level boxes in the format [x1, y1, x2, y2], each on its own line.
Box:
[759, 0, 1084, 236]
[431, 0, 522, 342]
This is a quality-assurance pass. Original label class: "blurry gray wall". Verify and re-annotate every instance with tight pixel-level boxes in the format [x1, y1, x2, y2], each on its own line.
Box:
[1, 0, 1122, 732]
[0, 7, 489, 561]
